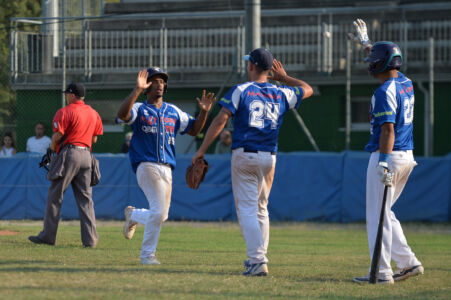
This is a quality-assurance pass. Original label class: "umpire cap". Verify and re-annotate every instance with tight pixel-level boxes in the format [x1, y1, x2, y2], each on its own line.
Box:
[243, 48, 274, 70]
[63, 83, 85, 98]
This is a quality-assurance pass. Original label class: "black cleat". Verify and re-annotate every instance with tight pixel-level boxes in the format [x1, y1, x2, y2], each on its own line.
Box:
[28, 235, 54, 246]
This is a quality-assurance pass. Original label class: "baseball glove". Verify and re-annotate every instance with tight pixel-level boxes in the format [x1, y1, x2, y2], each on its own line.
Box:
[39, 148, 56, 171]
[186, 158, 209, 189]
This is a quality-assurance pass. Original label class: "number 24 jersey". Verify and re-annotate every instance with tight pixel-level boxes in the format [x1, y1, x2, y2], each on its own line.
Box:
[219, 81, 304, 153]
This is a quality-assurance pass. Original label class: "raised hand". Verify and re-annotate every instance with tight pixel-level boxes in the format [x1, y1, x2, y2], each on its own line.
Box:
[348, 18, 372, 49]
[197, 90, 216, 112]
[268, 59, 287, 82]
[136, 69, 151, 91]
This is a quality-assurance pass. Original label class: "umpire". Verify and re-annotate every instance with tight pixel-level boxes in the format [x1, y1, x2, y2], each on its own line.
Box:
[29, 83, 103, 247]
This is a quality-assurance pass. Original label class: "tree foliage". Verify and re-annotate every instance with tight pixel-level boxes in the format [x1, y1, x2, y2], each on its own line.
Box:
[0, 0, 41, 132]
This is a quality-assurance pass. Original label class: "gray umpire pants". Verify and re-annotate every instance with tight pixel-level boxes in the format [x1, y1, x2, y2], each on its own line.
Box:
[38, 147, 98, 246]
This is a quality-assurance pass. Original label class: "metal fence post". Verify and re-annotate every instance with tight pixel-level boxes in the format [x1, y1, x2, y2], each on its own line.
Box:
[427, 37, 434, 156]
[345, 39, 352, 150]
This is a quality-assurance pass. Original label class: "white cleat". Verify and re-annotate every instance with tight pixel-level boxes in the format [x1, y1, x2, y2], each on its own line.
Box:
[353, 274, 394, 284]
[141, 256, 161, 265]
[242, 262, 268, 276]
[393, 265, 424, 282]
[123, 206, 137, 239]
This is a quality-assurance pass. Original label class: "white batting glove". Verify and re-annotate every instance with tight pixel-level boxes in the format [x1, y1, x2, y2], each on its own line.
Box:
[376, 162, 393, 187]
[348, 18, 372, 49]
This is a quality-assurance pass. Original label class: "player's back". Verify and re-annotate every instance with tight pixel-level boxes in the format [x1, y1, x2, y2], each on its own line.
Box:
[219, 81, 303, 153]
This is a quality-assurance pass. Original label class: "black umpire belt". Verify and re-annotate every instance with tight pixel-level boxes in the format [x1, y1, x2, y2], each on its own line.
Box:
[243, 148, 276, 155]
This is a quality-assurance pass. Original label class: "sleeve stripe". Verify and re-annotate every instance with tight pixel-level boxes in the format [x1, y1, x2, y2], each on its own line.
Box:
[127, 102, 142, 125]
[280, 87, 297, 109]
[171, 104, 189, 133]
[386, 81, 398, 113]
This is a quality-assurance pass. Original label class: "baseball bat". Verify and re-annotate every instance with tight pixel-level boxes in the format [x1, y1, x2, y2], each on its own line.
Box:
[369, 185, 389, 284]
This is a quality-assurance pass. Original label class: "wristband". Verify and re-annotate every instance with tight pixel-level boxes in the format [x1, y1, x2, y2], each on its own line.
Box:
[378, 153, 390, 163]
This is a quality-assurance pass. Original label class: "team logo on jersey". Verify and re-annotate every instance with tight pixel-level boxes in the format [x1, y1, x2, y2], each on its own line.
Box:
[141, 125, 158, 134]
[294, 87, 301, 95]
[53, 122, 58, 129]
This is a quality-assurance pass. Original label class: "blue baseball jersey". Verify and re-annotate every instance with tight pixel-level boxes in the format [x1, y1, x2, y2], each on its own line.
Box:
[123, 101, 195, 172]
[365, 72, 415, 152]
[219, 81, 304, 152]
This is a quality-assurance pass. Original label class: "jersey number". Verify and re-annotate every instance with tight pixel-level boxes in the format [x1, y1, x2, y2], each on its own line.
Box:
[249, 100, 280, 129]
[403, 95, 414, 125]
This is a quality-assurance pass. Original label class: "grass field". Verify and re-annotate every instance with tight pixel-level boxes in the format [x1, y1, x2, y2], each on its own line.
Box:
[0, 221, 450, 299]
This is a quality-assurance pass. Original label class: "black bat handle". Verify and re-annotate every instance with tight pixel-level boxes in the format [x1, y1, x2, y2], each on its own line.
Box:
[369, 185, 389, 284]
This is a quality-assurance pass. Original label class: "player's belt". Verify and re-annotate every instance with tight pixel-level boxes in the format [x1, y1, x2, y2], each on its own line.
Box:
[243, 148, 276, 155]
[67, 144, 90, 151]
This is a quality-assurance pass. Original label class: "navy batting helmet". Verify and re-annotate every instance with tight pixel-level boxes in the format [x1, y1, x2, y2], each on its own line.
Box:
[146, 67, 169, 93]
[365, 41, 403, 75]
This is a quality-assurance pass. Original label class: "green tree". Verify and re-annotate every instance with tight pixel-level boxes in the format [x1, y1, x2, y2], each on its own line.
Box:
[0, 0, 41, 137]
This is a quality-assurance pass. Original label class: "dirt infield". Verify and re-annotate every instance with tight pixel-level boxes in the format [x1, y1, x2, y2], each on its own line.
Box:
[0, 230, 19, 236]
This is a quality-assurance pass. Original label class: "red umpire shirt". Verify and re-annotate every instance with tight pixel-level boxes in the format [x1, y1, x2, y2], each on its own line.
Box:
[52, 100, 103, 153]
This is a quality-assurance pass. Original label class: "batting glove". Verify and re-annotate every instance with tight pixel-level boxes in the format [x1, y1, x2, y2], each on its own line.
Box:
[376, 162, 393, 187]
[348, 18, 372, 49]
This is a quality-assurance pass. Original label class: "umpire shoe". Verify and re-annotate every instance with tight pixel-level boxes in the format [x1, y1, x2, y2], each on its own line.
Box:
[123, 206, 138, 239]
[353, 274, 394, 284]
[28, 235, 54, 246]
[393, 265, 424, 282]
[141, 256, 161, 265]
[242, 262, 268, 276]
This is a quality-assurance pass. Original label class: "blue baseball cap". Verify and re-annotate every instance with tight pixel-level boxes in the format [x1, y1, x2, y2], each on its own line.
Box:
[243, 48, 273, 70]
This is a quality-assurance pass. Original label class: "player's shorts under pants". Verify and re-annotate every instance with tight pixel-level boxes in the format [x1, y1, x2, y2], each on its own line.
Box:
[231, 148, 276, 264]
[366, 150, 421, 277]
[130, 162, 172, 259]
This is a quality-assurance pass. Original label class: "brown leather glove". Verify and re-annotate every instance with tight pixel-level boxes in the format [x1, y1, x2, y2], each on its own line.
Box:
[186, 158, 209, 189]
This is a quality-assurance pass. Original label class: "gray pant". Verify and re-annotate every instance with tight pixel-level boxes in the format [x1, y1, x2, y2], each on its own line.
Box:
[38, 147, 98, 246]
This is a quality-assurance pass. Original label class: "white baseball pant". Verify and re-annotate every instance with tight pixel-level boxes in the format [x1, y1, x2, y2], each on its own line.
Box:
[366, 150, 421, 277]
[231, 148, 276, 264]
[130, 162, 172, 259]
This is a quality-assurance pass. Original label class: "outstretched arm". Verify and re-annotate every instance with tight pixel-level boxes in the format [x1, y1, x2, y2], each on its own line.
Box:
[268, 59, 313, 99]
[191, 108, 231, 164]
[117, 69, 151, 121]
[187, 90, 216, 136]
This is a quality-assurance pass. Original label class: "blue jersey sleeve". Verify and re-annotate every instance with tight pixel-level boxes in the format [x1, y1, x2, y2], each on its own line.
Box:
[372, 86, 397, 126]
[279, 85, 304, 109]
[218, 85, 240, 115]
[171, 104, 195, 135]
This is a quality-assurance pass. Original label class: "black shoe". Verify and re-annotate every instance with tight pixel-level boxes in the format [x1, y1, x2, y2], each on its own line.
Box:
[28, 235, 54, 246]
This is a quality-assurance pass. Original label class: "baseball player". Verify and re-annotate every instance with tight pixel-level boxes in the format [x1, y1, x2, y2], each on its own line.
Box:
[116, 67, 215, 265]
[350, 19, 424, 284]
[191, 48, 313, 276]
